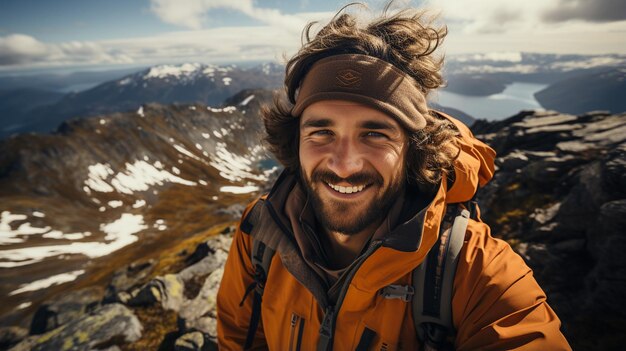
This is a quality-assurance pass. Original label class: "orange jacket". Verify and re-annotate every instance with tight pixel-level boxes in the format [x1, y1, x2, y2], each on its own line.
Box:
[217, 113, 571, 350]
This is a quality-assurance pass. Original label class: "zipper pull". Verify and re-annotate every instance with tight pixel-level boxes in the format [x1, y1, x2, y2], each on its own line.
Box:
[291, 313, 298, 327]
[317, 306, 335, 351]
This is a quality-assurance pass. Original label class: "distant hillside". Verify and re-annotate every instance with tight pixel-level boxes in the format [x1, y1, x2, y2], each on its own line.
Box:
[0, 89, 64, 136]
[0, 67, 145, 92]
[446, 52, 626, 81]
[535, 67, 626, 114]
[1, 63, 284, 139]
[0, 91, 275, 327]
[444, 74, 509, 96]
[443, 53, 626, 97]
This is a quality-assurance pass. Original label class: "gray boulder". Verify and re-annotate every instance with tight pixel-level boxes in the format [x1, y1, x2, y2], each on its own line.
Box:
[178, 267, 225, 340]
[10, 303, 142, 351]
[496, 150, 529, 171]
[128, 234, 232, 311]
[174, 331, 205, 351]
[103, 259, 156, 303]
[0, 326, 28, 349]
[29, 286, 103, 334]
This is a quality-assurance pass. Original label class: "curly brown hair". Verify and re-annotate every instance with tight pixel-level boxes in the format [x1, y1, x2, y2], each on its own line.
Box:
[262, 3, 460, 187]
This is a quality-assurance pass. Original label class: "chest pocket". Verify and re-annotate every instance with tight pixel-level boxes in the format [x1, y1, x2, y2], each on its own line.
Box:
[289, 312, 306, 351]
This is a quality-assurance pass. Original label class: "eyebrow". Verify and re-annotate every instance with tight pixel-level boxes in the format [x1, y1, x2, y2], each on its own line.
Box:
[301, 118, 332, 129]
[300, 117, 400, 132]
[359, 120, 399, 131]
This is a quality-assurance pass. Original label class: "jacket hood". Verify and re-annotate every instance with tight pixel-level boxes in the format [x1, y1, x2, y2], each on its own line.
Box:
[436, 111, 496, 204]
[377, 111, 496, 253]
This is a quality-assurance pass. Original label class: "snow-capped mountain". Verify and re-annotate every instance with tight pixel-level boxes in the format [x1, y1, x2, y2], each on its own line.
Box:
[2, 63, 284, 139]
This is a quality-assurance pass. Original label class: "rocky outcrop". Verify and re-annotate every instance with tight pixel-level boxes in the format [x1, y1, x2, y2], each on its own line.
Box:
[127, 232, 232, 342]
[0, 326, 28, 350]
[29, 286, 103, 334]
[175, 331, 210, 351]
[2, 231, 232, 350]
[104, 260, 156, 304]
[472, 110, 626, 350]
[10, 303, 142, 351]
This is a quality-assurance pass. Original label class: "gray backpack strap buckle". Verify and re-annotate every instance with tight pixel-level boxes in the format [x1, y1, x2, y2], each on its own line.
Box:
[380, 284, 415, 302]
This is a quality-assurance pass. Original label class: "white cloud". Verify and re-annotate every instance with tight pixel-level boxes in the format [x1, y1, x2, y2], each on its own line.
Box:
[0, 27, 288, 70]
[0, 5, 336, 71]
[542, 0, 626, 23]
[149, 0, 308, 33]
[427, 0, 626, 33]
[0, 34, 48, 65]
[103, 25, 301, 62]
[0, 33, 134, 68]
[423, 0, 626, 54]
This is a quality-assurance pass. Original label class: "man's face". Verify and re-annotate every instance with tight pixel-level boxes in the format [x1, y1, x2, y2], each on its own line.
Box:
[299, 100, 408, 235]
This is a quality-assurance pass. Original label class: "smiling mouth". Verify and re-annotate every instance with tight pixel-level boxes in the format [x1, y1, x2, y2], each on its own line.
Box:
[327, 183, 367, 194]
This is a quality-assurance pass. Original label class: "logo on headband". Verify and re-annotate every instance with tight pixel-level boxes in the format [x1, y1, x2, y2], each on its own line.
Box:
[336, 69, 362, 88]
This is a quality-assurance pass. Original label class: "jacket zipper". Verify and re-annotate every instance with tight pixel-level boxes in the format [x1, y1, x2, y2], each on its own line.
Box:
[289, 313, 298, 351]
[317, 241, 383, 351]
[289, 312, 305, 351]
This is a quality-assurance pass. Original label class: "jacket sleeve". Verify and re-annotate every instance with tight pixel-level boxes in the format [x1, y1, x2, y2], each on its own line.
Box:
[453, 220, 571, 350]
[217, 201, 268, 350]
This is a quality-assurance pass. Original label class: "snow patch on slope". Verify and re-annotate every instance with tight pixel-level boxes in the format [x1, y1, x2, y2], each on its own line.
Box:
[85, 160, 197, 195]
[0, 213, 148, 268]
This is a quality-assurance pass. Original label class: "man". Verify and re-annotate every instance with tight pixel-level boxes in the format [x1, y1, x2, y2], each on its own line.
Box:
[217, 4, 570, 350]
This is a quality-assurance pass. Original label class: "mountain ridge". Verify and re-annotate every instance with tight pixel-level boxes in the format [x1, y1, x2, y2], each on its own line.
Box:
[0, 94, 276, 327]
[535, 67, 626, 114]
[0, 63, 285, 139]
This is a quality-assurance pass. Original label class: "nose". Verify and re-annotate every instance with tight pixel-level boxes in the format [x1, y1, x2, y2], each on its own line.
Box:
[327, 137, 363, 179]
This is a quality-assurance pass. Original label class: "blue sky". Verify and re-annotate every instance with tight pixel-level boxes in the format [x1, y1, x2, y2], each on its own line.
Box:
[0, 0, 334, 42]
[1, 0, 625, 73]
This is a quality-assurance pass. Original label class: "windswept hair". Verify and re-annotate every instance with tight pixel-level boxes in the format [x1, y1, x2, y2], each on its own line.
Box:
[263, 2, 460, 187]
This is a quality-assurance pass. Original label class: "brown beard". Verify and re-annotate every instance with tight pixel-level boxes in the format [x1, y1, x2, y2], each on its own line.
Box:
[300, 168, 405, 235]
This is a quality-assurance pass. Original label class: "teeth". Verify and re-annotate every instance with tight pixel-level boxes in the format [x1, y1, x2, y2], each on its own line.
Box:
[327, 183, 366, 194]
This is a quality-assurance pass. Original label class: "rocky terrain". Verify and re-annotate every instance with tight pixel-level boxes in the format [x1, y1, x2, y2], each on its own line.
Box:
[0, 89, 277, 329]
[473, 109, 626, 350]
[1, 104, 624, 350]
[2, 227, 235, 351]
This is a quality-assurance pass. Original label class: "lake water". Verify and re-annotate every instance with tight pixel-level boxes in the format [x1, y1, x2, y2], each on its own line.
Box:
[432, 82, 548, 121]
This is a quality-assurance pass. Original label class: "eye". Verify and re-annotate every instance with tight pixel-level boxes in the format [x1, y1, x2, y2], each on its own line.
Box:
[310, 129, 333, 136]
[364, 131, 387, 139]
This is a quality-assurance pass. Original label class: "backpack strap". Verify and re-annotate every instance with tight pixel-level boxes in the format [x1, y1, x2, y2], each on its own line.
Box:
[238, 200, 277, 350]
[412, 204, 469, 350]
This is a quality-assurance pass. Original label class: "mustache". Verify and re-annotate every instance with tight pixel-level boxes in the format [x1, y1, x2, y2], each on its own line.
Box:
[310, 169, 383, 186]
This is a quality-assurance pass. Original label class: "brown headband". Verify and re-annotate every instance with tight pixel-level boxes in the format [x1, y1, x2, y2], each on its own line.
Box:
[291, 54, 429, 131]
